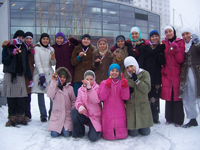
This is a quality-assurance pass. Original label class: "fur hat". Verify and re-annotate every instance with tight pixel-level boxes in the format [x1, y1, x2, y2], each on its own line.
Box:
[84, 70, 95, 80]
[13, 30, 25, 39]
[108, 63, 120, 77]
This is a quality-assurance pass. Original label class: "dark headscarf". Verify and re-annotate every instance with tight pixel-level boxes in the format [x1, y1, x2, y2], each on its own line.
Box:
[40, 33, 49, 48]
[13, 30, 24, 39]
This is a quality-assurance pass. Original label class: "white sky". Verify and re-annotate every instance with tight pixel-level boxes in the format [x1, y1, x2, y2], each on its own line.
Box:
[170, 0, 200, 33]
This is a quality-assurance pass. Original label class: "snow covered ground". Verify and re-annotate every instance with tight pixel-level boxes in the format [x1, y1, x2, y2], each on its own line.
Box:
[0, 94, 200, 150]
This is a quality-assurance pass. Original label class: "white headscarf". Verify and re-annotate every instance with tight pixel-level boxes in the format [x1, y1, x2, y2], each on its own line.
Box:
[124, 56, 142, 76]
[181, 27, 194, 52]
[130, 27, 139, 33]
[164, 25, 174, 33]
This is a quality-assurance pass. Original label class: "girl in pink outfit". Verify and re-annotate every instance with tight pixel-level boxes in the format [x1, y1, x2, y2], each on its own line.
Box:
[71, 70, 102, 142]
[98, 63, 130, 140]
[47, 67, 76, 137]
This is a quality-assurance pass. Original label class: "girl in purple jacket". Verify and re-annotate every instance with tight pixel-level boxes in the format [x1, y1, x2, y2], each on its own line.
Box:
[98, 64, 130, 140]
[71, 70, 102, 142]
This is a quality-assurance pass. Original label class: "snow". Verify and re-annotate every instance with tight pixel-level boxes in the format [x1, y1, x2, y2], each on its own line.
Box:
[0, 63, 200, 150]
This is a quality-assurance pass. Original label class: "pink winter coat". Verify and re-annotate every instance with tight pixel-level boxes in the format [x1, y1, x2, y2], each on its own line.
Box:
[75, 81, 102, 132]
[98, 80, 130, 140]
[47, 80, 76, 133]
[161, 38, 185, 101]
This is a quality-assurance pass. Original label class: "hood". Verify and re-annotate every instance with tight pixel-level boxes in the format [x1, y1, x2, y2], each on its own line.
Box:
[55, 67, 72, 83]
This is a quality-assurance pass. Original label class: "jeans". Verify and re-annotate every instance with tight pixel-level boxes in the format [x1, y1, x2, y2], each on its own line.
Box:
[38, 93, 52, 119]
[71, 107, 101, 142]
[51, 127, 72, 137]
[128, 127, 151, 137]
[73, 82, 82, 97]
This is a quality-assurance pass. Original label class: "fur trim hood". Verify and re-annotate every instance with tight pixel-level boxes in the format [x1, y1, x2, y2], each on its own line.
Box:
[55, 67, 72, 83]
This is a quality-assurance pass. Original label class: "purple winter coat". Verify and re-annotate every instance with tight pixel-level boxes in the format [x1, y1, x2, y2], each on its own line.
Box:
[98, 80, 130, 140]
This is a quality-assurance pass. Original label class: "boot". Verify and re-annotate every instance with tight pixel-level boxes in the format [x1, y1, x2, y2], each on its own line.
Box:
[5, 115, 18, 127]
[17, 113, 28, 125]
[182, 119, 198, 128]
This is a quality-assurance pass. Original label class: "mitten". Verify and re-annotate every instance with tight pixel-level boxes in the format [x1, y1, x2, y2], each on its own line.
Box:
[86, 81, 92, 90]
[105, 77, 112, 88]
[170, 42, 180, 53]
[28, 80, 34, 87]
[12, 49, 19, 55]
[132, 73, 138, 83]
[68, 37, 77, 44]
[39, 74, 46, 86]
[145, 39, 151, 45]
[78, 105, 86, 114]
[191, 34, 200, 44]
[121, 73, 128, 88]
[28, 43, 35, 54]
[129, 87, 134, 94]
[160, 44, 166, 53]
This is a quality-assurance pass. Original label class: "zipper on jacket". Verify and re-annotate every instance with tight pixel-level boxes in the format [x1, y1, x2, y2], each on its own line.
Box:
[168, 43, 173, 98]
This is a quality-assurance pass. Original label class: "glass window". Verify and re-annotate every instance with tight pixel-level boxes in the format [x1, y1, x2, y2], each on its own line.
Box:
[11, 18, 35, 26]
[141, 33, 148, 39]
[120, 10, 134, 18]
[10, 10, 35, 18]
[103, 23, 119, 30]
[85, 0, 101, 7]
[120, 5, 134, 12]
[120, 31, 129, 39]
[102, 2, 119, 10]
[149, 21, 160, 28]
[120, 17, 134, 25]
[11, 26, 35, 35]
[10, 2, 35, 10]
[103, 30, 119, 38]
[85, 6, 101, 14]
[148, 14, 160, 22]
[120, 24, 134, 32]
[85, 29, 102, 36]
[135, 13, 148, 20]
[135, 19, 148, 27]
[102, 8, 119, 16]
[135, 8, 148, 14]
[103, 16, 119, 24]
[35, 2, 59, 11]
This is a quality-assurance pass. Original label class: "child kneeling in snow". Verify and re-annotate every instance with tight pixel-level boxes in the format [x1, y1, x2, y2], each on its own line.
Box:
[124, 56, 153, 137]
[71, 70, 102, 142]
[47, 67, 76, 137]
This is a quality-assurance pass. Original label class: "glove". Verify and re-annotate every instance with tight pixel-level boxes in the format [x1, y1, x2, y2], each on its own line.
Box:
[129, 87, 134, 94]
[68, 37, 77, 44]
[145, 39, 151, 45]
[28, 43, 35, 54]
[121, 73, 128, 88]
[170, 42, 180, 53]
[191, 34, 200, 44]
[105, 77, 112, 88]
[12, 49, 19, 55]
[132, 73, 138, 83]
[8, 38, 22, 46]
[78, 105, 86, 114]
[160, 44, 165, 53]
[39, 74, 46, 86]
[28, 80, 34, 87]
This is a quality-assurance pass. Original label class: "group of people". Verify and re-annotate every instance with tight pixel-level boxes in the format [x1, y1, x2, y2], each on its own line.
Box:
[1, 25, 200, 141]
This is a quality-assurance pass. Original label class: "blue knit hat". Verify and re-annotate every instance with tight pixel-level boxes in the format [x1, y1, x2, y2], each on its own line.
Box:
[150, 30, 159, 37]
[108, 63, 120, 77]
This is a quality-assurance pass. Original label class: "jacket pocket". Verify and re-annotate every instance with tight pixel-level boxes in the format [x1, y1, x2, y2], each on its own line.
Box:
[140, 102, 149, 114]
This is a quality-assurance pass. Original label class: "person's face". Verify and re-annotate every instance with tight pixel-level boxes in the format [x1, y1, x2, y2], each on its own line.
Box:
[117, 39, 125, 48]
[25, 37, 33, 44]
[82, 37, 91, 46]
[56, 36, 64, 45]
[126, 65, 136, 74]
[182, 32, 191, 43]
[85, 75, 94, 86]
[131, 31, 139, 40]
[165, 29, 174, 39]
[110, 68, 119, 78]
[150, 34, 160, 43]
[60, 75, 66, 84]
[41, 37, 49, 46]
[16, 36, 24, 42]
[98, 41, 107, 51]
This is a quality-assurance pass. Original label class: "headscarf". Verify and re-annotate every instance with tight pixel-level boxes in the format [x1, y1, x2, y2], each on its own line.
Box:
[164, 25, 177, 42]
[97, 38, 108, 55]
[55, 32, 66, 45]
[129, 27, 142, 42]
[108, 63, 120, 78]
[181, 27, 194, 52]
[39, 33, 50, 48]
[84, 70, 96, 80]
[124, 56, 142, 76]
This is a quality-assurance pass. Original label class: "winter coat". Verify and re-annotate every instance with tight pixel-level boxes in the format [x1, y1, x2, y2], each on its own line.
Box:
[98, 80, 130, 140]
[112, 46, 129, 78]
[179, 42, 200, 98]
[161, 38, 185, 101]
[126, 70, 153, 130]
[52, 41, 77, 86]
[31, 43, 56, 94]
[92, 49, 113, 84]
[140, 43, 165, 98]
[47, 67, 76, 133]
[75, 82, 102, 132]
[71, 44, 95, 82]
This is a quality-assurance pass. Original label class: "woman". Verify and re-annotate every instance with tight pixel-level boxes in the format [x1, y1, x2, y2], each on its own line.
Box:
[31, 33, 56, 122]
[161, 25, 185, 127]
[179, 27, 200, 128]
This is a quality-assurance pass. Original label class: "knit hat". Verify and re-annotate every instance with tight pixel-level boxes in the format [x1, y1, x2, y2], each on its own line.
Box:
[84, 70, 95, 80]
[181, 27, 194, 35]
[40, 33, 50, 47]
[55, 32, 66, 42]
[129, 27, 142, 42]
[24, 32, 33, 39]
[116, 35, 126, 42]
[150, 30, 159, 37]
[13, 30, 25, 39]
[82, 34, 91, 40]
[124, 56, 139, 74]
[108, 63, 120, 77]
[58, 70, 67, 78]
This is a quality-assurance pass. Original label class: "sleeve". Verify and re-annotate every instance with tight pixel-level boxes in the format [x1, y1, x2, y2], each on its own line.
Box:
[47, 80, 58, 100]
[71, 47, 82, 67]
[50, 47, 56, 66]
[92, 50, 100, 70]
[120, 84, 130, 100]
[87, 85, 101, 104]
[2, 46, 12, 65]
[75, 88, 84, 110]
[135, 71, 151, 94]
[174, 40, 185, 64]
[70, 87, 76, 108]
[34, 47, 44, 74]
[158, 52, 166, 65]
[98, 80, 111, 101]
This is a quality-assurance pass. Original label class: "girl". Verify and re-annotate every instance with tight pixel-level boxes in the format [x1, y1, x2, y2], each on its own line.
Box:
[47, 67, 76, 137]
[98, 64, 130, 140]
[110, 35, 129, 77]
[32, 33, 56, 122]
[71, 70, 102, 142]
[92, 38, 113, 84]
[179, 27, 200, 128]
[142, 30, 166, 123]
[71, 34, 95, 97]
[2, 30, 28, 126]
[161, 25, 185, 127]
[23, 31, 35, 122]
[124, 56, 153, 137]
[52, 32, 80, 86]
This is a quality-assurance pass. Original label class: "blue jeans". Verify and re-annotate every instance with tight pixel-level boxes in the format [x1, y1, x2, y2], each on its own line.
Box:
[38, 93, 52, 119]
[51, 127, 72, 137]
[128, 127, 151, 137]
[74, 82, 82, 97]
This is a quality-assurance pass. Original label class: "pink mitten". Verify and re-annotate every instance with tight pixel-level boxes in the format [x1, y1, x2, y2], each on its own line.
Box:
[170, 42, 180, 53]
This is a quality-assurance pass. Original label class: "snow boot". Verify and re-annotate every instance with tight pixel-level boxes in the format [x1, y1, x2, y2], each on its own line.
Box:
[17, 113, 28, 125]
[182, 119, 198, 128]
[5, 115, 18, 127]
